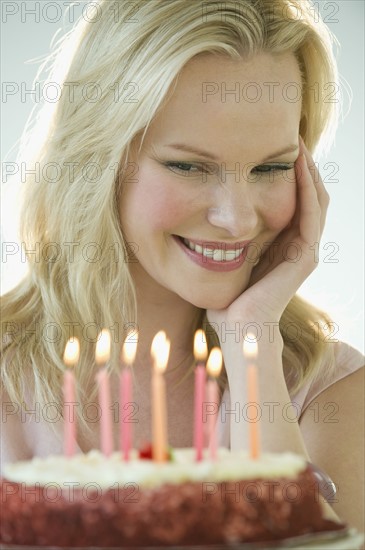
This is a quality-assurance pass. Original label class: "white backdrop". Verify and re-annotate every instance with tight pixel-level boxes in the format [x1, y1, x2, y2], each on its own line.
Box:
[1, 1, 364, 352]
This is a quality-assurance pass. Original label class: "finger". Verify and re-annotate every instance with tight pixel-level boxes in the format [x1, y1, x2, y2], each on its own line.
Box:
[299, 139, 330, 228]
[249, 221, 301, 285]
[249, 142, 328, 288]
[295, 153, 322, 245]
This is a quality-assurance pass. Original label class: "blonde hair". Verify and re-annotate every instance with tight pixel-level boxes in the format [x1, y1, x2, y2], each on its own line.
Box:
[1, 0, 340, 435]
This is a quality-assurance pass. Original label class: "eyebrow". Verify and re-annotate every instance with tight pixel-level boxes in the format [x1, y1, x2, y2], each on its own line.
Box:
[164, 143, 299, 162]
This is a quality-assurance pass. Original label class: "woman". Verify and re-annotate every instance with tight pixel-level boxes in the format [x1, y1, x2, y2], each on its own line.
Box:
[1, 0, 364, 533]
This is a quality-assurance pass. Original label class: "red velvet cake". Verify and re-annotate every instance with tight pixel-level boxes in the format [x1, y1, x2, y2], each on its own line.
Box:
[0, 448, 344, 547]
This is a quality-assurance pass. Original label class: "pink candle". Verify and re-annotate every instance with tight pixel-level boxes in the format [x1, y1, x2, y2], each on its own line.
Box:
[63, 338, 80, 457]
[193, 330, 208, 461]
[206, 347, 223, 460]
[95, 329, 113, 457]
[121, 330, 137, 460]
[243, 335, 260, 459]
[120, 368, 132, 460]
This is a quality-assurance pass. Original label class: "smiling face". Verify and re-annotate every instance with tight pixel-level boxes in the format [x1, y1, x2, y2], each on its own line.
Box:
[120, 52, 302, 309]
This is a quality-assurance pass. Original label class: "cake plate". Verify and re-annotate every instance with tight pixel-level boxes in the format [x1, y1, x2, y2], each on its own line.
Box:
[1, 528, 364, 550]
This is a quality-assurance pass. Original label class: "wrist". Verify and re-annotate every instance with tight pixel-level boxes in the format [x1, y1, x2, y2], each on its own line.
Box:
[216, 320, 284, 353]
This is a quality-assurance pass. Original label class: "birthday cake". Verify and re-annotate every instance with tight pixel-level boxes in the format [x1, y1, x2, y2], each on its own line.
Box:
[0, 447, 344, 547]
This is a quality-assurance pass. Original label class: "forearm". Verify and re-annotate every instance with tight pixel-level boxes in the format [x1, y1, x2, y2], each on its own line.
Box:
[222, 332, 340, 522]
[224, 335, 307, 454]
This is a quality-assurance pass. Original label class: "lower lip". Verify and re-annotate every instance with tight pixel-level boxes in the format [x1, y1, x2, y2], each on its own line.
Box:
[173, 236, 250, 272]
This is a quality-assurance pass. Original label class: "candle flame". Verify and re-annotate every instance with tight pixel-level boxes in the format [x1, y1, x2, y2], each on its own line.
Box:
[95, 329, 111, 365]
[206, 347, 223, 378]
[243, 333, 258, 358]
[194, 329, 208, 361]
[151, 331, 170, 373]
[63, 338, 80, 367]
[122, 330, 138, 366]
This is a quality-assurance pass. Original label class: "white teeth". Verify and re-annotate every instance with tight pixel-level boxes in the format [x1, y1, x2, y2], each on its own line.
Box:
[224, 250, 238, 261]
[182, 238, 244, 262]
[213, 249, 223, 261]
[202, 247, 214, 258]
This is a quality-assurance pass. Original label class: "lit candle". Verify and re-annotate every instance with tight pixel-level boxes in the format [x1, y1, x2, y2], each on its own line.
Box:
[151, 331, 170, 462]
[120, 330, 137, 460]
[95, 329, 113, 457]
[63, 338, 80, 457]
[206, 347, 222, 460]
[243, 334, 260, 459]
[194, 329, 208, 461]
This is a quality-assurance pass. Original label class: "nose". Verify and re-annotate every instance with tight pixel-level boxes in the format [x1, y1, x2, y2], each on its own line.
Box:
[206, 185, 259, 239]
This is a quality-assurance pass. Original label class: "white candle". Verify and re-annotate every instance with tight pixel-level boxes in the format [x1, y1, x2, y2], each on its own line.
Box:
[243, 334, 260, 459]
[206, 347, 222, 460]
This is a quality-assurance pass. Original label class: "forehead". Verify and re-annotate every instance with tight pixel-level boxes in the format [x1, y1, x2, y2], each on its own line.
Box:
[143, 52, 302, 157]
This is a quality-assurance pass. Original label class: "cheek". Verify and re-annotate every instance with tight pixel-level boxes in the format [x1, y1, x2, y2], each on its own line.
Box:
[260, 183, 296, 231]
[121, 170, 193, 233]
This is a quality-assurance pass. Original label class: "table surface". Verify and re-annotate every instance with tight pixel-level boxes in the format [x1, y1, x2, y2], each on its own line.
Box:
[1, 528, 364, 550]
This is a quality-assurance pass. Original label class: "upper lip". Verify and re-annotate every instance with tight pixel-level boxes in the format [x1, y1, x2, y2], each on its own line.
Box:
[178, 236, 251, 251]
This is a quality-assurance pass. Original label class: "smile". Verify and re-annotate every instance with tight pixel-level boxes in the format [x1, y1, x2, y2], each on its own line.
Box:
[174, 236, 251, 272]
[182, 238, 244, 262]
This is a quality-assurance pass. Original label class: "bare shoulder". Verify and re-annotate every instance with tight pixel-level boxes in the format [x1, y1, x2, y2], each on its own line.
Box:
[299, 366, 365, 532]
[299, 365, 364, 456]
[300, 365, 364, 425]
[325, 364, 364, 401]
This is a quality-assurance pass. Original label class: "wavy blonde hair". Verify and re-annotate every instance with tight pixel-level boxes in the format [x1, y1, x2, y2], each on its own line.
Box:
[1, 0, 341, 436]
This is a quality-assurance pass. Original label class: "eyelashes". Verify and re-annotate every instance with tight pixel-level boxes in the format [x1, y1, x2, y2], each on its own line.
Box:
[164, 162, 205, 176]
[163, 161, 294, 178]
[253, 164, 294, 173]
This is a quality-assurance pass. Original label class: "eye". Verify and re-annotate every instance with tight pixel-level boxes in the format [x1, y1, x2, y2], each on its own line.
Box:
[163, 161, 294, 179]
[164, 162, 207, 176]
[252, 163, 294, 174]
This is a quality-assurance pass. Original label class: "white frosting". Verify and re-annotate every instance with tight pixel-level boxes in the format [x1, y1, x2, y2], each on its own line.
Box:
[3, 448, 306, 489]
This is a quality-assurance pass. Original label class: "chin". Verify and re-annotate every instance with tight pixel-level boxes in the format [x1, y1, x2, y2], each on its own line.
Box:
[184, 288, 246, 311]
